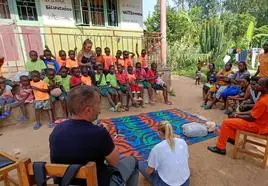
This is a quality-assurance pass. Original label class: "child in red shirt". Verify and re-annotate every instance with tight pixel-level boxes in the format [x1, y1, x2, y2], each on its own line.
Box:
[135, 62, 154, 104]
[116, 64, 132, 110]
[148, 63, 172, 105]
[116, 50, 125, 68]
[127, 66, 143, 104]
[70, 67, 82, 88]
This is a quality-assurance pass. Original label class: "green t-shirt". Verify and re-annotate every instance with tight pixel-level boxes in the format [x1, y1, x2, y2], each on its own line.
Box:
[106, 73, 118, 87]
[60, 75, 71, 92]
[44, 75, 62, 87]
[95, 73, 107, 86]
[25, 60, 46, 72]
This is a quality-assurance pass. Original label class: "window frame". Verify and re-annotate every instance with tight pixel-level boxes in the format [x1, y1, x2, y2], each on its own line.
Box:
[0, 0, 11, 19]
[16, 0, 38, 21]
[72, 0, 119, 27]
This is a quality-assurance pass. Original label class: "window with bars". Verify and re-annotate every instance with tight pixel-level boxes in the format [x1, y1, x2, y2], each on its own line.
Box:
[72, 0, 118, 27]
[0, 0, 10, 19]
[16, 0, 38, 21]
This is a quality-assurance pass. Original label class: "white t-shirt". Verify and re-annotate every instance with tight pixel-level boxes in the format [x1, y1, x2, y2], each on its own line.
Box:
[148, 138, 190, 186]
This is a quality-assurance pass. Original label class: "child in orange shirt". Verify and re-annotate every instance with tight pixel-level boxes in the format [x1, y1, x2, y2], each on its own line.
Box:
[123, 50, 135, 67]
[136, 44, 149, 69]
[30, 71, 53, 130]
[116, 50, 125, 67]
[56, 50, 67, 68]
[66, 50, 78, 69]
[81, 66, 92, 86]
[96, 47, 105, 68]
[103, 47, 116, 71]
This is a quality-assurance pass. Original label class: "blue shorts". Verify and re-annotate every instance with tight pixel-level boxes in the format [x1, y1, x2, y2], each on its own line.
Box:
[221, 86, 240, 99]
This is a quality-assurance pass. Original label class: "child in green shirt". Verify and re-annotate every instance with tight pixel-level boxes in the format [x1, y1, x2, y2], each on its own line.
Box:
[25, 50, 46, 73]
[95, 65, 120, 112]
[59, 66, 71, 93]
[106, 65, 123, 110]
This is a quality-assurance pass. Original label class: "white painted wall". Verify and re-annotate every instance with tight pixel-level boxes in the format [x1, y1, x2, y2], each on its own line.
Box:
[40, 0, 75, 27]
[39, 0, 143, 31]
[120, 0, 143, 31]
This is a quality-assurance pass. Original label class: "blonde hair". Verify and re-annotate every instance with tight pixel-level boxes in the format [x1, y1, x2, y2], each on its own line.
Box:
[159, 121, 175, 151]
[82, 39, 93, 51]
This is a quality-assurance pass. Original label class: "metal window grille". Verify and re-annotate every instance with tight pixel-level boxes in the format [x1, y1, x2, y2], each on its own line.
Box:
[106, 0, 118, 26]
[0, 0, 10, 19]
[90, 0, 105, 26]
[16, 0, 38, 21]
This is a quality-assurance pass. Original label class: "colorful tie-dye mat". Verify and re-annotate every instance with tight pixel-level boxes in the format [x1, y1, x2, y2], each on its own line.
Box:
[101, 108, 217, 160]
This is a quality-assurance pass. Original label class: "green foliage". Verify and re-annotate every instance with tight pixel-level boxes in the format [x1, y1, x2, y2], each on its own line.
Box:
[246, 21, 255, 47]
[199, 20, 224, 60]
[253, 25, 268, 47]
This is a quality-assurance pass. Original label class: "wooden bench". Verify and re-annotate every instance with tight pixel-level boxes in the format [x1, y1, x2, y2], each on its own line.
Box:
[0, 152, 20, 186]
[18, 158, 98, 186]
[232, 130, 268, 168]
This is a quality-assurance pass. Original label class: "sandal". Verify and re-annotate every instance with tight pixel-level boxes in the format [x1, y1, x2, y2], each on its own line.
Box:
[165, 101, 172, 105]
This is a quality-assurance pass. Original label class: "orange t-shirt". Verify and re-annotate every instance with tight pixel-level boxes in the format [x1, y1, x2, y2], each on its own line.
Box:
[103, 55, 116, 70]
[96, 55, 105, 66]
[66, 59, 78, 69]
[81, 75, 92, 86]
[117, 58, 125, 67]
[251, 94, 268, 134]
[124, 57, 134, 67]
[139, 55, 149, 68]
[56, 56, 67, 67]
[258, 53, 268, 77]
[30, 80, 49, 101]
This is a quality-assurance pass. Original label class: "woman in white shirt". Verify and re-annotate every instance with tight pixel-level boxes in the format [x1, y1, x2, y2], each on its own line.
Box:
[139, 121, 190, 186]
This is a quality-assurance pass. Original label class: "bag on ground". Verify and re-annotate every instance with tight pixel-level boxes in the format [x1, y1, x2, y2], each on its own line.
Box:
[182, 122, 208, 137]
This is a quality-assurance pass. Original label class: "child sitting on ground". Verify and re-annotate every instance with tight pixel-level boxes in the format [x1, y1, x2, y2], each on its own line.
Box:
[30, 71, 54, 129]
[95, 47, 105, 68]
[66, 50, 78, 69]
[116, 64, 132, 111]
[43, 49, 60, 73]
[147, 63, 172, 105]
[81, 66, 92, 86]
[70, 67, 82, 88]
[135, 62, 154, 104]
[195, 66, 202, 85]
[59, 67, 71, 93]
[106, 65, 122, 110]
[25, 50, 46, 74]
[13, 75, 34, 121]
[127, 65, 142, 104]
[103, 47, 116, 72]
[44, 68, 68, 119]
[0, 77, 15, 119]
[56, 50, 67, 68]
[95, 65, 120, 112]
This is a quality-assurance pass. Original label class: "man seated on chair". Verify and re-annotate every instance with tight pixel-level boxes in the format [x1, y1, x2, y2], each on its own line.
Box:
[49, 85, 139, 186]
[208, 78, 268, 155]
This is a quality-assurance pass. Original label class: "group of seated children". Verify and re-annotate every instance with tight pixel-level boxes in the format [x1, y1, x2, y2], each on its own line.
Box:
[0, 46, 171, 129]
[200, 61, 260, 116]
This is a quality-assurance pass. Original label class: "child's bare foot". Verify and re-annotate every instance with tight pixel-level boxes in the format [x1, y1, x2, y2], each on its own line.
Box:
[165, 101, 172, 105]
[149, 100, 155, 104]
[124, 106, 129, 111]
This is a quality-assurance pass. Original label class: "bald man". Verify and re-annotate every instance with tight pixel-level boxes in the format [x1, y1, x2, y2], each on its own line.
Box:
[208, 78, 268, 155]
[50, 86, 138, 186]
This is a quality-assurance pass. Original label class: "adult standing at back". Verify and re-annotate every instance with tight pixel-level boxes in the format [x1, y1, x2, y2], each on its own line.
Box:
[255, 43, 268, 77]
[139, 121, 190, 186]
[77, 39, 96, 84]
[49, 86, 139, 186]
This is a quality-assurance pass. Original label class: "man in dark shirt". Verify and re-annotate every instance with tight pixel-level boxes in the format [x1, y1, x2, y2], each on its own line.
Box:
[50, 85, 138, 186]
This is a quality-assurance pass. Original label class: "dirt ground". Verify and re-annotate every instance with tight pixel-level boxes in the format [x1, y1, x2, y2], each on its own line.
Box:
[1, 76, 268, 186]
